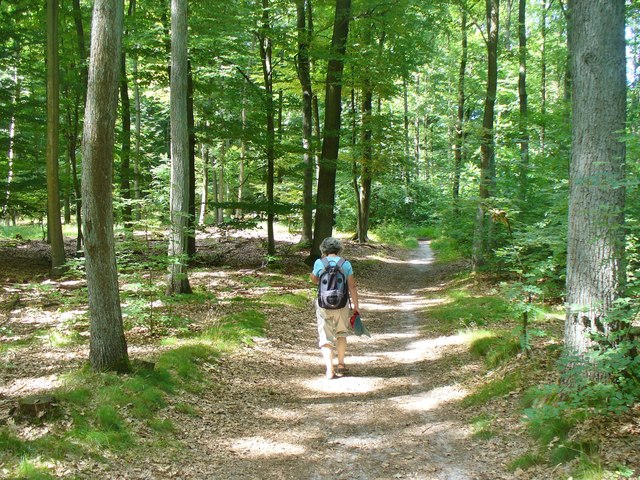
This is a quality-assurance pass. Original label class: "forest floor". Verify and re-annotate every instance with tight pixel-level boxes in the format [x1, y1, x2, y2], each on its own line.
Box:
[1, 228, 638, 479]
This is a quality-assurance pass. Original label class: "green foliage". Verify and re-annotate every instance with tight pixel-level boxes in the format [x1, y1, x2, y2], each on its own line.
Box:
[470, 414, 496, 440]
[425, 289, 513, 331]
[462, 372, 523, 407]
[371, 222, 435, 249]
[507, 453, 545, 472]
[468, 330, 520, 368]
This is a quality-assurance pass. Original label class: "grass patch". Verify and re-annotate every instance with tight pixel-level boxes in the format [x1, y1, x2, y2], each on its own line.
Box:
[425, 289, 513, 331]
[430, 236, 464, 262]
[260, 292, 310, 308]
[11, 457, 56, 480]
[462, 372, 523, 407]
[467, 329, 520, 368]
[1, 306, 267, 477]
[470, 414, 496, 440]
[507, 452, 545, 471]
[371, 223, 436, 248]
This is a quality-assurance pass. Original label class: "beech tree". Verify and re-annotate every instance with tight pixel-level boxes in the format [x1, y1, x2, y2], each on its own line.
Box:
[81, 0, 129, 373]
[311, 0, 352, 258]
[46, 0, 65, 274]
[167, 0, 192, 294]
[471, 0, 499, 270]
[564, 0, 626, 363]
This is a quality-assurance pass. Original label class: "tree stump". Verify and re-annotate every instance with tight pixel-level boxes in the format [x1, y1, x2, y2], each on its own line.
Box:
[15, 395, 58, 420]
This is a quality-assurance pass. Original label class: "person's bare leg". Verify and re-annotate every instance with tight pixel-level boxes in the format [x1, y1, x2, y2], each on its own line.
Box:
[336, 337, 347, 369]
[321, 344, 334, 378]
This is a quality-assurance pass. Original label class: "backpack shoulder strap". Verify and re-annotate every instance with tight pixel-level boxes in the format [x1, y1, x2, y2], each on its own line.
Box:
[336, 258, 346, 269]
[320, 257, 330, 269]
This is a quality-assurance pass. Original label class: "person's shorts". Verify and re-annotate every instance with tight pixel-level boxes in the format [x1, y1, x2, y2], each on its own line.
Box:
[315, 301, 350, 348]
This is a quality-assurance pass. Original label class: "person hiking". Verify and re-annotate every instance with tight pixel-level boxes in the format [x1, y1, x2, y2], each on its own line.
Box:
[310, 237, 360, 379]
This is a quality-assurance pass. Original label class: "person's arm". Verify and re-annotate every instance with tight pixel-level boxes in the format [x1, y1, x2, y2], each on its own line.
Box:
[347, 275, 359, 311]
[310, 272, 320, 285]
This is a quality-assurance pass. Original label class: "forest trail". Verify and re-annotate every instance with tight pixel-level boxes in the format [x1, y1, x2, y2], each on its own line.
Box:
[131, 242, 511, 480]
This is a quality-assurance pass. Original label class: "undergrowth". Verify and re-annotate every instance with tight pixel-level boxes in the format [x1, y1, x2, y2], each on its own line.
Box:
[0, 289, 270, 479]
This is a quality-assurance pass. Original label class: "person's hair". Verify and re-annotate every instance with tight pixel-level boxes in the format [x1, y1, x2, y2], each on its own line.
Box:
[320, 237, 343, 255]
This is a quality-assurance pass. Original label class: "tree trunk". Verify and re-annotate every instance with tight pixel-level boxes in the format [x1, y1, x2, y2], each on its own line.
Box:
[311, 0, 351, 258]
[296, 0, 314, 245]
[82, 0, 129, 373]
[237, 102, 246, 218]
[540, 0, 547, 157]
[403, 75, 410, 184]
[72, 0, 87, 248]
[453, 8, 467, 213]
[258, 0, 276, 255]
[167, 0, 192, 295]
[517, 0, 529, 203]
[2, 63, 19, 222]
[565, 0, 626, 364]
[358, 82, 373, 243]
[472, 0, 499, 271]
[187, 60, 196, 257]
[199, 144, 209, 225]
[120, 51, 132, 228]
[217, 141, 226, 225]
[46, 0, 66, 275]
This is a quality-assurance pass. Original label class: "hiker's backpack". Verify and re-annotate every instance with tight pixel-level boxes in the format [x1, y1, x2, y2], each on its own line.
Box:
[317, 257, 349, 309]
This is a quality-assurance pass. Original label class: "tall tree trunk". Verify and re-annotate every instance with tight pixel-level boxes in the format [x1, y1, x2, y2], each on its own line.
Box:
[47, 0, 66, 274]
[199, 144, 209, 225]
[358, 81, 373, 243]
[565, 0, 626, 365]
[82, 0, 129, 373]
[120, 51, 132, 228]
[402, 75, 410, 184]
[540, 0, 547, 157]
[517, 0, 529, 203]
[167, 0, 192, 295]
[2, 63, 19, 222]
[472, 0, 499, 270]
[453, 8, 468, 214]
[130, 0, 141, 222]
[63, 152, 71, 224]
[350, 86, 362, 242]
[258, 0, 276, 255]
[296, 0, 314, 245]
[504, 0, 513, 50]
[217, 141, 226, 224]
[310, 0, 351, 259]
[237, 101, 246, 218]
[187, 60, 196, 257]
[68, 101, 83, 251]
[72, 0, 87, 249]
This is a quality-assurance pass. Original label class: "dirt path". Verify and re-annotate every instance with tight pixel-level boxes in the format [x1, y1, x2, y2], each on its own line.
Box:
[117, 242, 509, 480]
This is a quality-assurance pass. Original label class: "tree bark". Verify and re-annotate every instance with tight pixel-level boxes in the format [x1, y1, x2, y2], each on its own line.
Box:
[311, 0, 351, 259]
[358, 82, 372, 243]
[120, 51, 132, 228]
[199, 144, 209, 225]
[81, 0, 129, 373]
[540, 0, 547, 157]
[167, 0, 192, 295]
[517, 0, 529, 203]
[47, 0, 66, 274]
[187, 60, 196, 257]
[296, 0, 314, 245]
[258, 0, 276, 255]
[565, 0, 626, 363]
[453, 8, 467, 213]
[2, 63, 19, 223]
[472, 0, 499, 271]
